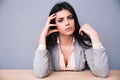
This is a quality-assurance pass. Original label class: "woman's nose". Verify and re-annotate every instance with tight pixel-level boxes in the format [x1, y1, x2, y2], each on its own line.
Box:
[65, 19, 69, 26]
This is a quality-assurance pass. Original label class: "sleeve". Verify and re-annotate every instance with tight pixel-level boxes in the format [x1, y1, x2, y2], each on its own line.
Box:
[37, 44, 46, 50]
[33, 47, 51, 78]
[84, 47, 109, 78]
[92, 42, 104, 49]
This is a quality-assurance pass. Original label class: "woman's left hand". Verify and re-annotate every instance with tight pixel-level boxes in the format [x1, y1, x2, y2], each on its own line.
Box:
[79, 23, 101, 44]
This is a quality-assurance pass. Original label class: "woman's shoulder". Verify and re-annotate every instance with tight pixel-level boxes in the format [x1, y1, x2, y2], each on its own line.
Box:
[75, 39, 92, 51]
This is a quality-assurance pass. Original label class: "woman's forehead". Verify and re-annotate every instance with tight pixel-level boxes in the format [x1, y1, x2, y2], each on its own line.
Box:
[56, 9, 72, 18]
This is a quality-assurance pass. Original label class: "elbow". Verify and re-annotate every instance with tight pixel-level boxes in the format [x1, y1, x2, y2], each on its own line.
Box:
[33, 60, 50, 78]
[33, 67, 50, 78]
[97, 72, 109, 78]
[91, 66, 109, 78]
[35, 72, 49, 78]
[33, 68, 49, 78]
[95, 69, 109, 78]
[33, 69, 50, 78]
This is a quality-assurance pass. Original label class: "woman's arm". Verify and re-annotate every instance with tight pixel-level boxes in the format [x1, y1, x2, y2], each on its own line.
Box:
[84, 47, 109, 78]
[33, 13, 58, 78]
[33, 48, 51, 78]
[79, 24, 109, 77]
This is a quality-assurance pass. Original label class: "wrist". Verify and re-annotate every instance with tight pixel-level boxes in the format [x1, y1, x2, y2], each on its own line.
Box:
[90, 32, 101, 44]
[92, 42, 104, 49]
[39, 35, 46, 44]
[37, 44, 46, 50]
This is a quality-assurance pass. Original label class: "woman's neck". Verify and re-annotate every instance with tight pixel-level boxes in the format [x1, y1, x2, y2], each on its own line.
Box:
[59, 35, 74, 46]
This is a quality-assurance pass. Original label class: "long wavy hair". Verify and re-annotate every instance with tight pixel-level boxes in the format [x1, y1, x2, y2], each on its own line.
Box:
[46, 1, 92, 51]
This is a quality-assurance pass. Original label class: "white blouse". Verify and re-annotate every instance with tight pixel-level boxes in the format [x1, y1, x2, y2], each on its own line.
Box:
[57, 37, 75, 70]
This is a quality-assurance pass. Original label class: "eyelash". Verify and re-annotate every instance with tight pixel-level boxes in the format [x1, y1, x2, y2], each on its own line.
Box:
[58, 19, 63, 22]
[68, 16, 73, 20]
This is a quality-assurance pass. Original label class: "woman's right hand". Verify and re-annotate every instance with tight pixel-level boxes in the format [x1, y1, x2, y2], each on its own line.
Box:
[39, 14, 58, 44]
[41, 13, 58, 37]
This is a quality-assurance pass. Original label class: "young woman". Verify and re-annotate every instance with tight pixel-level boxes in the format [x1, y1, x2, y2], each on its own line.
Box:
[33, 1, 109, 78]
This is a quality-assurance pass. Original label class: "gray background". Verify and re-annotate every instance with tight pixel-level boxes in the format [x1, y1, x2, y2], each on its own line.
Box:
[0, 0, 120, 69]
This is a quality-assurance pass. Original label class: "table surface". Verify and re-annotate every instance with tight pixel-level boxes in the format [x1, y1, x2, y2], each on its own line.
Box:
[0, 70, 120, 80]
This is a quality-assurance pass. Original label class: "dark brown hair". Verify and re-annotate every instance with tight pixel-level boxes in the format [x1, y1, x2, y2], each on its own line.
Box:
[46, 1, 92, 51]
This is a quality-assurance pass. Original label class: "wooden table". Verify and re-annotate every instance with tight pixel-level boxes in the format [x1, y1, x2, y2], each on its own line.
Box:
[0, 70, 120, 80]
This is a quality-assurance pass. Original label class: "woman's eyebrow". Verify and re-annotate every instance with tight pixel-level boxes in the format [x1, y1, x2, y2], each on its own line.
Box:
[68, 14, 73, 17]
[57, 17, 64, 20]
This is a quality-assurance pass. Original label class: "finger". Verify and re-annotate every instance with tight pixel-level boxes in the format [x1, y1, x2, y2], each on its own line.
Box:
[49, 13, 56, 20]
[48, 29, 59, 35]
[50, 15, 56, 20]
[50, 13, 56, 17]
[79, 27, 83, 36]
[49, 24, 57, 27]
[51, 29, 59, 33]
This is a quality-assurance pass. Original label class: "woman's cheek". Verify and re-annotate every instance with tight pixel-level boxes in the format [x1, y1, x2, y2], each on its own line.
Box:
[57, 24, 64, 30]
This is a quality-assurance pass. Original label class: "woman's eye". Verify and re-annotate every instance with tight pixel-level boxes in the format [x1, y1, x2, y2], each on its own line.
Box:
[58, 18, 63, 22]
[68, 16, 73, 20]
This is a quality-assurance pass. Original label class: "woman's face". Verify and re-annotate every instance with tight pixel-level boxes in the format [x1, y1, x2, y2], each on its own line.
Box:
[55, 9, 75, 36]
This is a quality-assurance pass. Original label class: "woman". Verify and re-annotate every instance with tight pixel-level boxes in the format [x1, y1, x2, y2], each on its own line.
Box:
[33, 1, 109, 78]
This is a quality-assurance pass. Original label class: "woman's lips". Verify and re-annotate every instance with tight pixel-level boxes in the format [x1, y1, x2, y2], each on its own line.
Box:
[65, 27, 72, 31]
